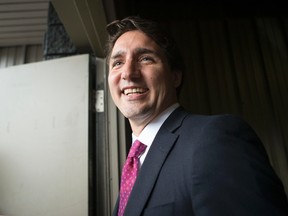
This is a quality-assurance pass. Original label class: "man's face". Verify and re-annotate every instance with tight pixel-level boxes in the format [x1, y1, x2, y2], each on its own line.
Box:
[108, 30, 181, 128]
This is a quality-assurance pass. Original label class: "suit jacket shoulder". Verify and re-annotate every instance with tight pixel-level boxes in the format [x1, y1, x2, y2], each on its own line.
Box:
[116, 107, 288, 216]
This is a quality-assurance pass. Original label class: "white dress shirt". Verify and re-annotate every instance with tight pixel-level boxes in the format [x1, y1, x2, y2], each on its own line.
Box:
[132, 103, 180, 166]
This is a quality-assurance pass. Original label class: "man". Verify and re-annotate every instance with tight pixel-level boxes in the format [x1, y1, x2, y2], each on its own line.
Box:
[105, 16, 288, 216]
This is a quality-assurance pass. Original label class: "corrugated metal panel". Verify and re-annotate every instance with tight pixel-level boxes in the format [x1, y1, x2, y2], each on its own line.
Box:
[0, 45, 43, 68]
[0, 0, 49, 47]
[25, 44, 43, 62]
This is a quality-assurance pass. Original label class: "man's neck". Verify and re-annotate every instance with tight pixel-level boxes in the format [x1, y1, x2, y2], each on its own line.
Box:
[129, 103, 180, 136]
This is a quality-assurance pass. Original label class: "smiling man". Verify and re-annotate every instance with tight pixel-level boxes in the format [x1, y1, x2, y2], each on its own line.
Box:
[105, 16, 288, 216]
[108, 30, 181, 136]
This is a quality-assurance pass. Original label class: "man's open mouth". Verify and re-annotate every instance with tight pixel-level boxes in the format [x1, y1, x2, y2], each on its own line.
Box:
[123, 88, 148, 95]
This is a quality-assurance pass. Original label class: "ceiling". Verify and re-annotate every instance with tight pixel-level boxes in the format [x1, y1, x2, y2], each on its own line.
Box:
[0, 0, 118, 51]
[0, 0, 50, 47]
[0, 0, 287, 56]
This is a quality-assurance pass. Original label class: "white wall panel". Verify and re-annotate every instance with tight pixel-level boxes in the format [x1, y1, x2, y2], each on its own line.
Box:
[0, 54, 90, 216]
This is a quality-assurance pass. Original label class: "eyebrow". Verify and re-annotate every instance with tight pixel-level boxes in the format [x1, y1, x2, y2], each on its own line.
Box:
[110, 47, 159, 60]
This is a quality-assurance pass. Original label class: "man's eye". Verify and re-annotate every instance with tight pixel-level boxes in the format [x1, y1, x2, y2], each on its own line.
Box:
[141, 56, 153, 62]
[112, 61, 122, 67]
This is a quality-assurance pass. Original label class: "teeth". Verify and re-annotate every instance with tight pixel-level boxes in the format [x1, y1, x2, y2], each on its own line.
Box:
[124, 88, 147, 95]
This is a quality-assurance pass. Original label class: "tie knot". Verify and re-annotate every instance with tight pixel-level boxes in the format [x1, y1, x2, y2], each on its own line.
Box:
[128, 140, 147, 158]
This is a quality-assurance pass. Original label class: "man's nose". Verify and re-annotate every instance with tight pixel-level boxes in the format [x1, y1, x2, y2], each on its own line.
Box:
[121, 61, 141, 80]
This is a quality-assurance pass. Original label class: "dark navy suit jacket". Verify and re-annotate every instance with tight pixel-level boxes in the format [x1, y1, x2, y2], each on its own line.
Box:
[113, 107, 288, 216]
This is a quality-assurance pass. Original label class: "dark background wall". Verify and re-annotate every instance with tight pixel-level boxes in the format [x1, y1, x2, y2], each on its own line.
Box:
[114, 0, 288, 196]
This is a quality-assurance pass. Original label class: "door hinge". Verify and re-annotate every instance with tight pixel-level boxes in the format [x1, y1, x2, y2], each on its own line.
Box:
[93, 90, 104, 112]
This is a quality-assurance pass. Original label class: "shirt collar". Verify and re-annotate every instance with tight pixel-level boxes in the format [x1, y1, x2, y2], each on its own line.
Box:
[132, 103, 180, 146]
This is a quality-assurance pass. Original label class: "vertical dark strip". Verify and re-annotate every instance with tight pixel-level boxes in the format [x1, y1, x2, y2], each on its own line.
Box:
[88, 55, 97, 216]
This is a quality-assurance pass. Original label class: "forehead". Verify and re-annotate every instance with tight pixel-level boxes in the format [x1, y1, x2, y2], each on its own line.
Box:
[111, 30, 160, 55]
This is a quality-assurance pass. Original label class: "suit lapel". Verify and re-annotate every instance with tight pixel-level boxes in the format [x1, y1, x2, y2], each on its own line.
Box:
[123, 107, 188, 216]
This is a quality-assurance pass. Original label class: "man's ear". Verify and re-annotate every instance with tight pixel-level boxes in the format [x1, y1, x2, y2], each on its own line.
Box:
[173, 70, 182, 88]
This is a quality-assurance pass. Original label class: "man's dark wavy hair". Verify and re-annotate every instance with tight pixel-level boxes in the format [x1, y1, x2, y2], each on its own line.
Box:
[104, 16, 185, 96]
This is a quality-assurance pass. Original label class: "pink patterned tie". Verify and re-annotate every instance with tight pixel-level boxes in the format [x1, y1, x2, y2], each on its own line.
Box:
[118, 140, 147, 216]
